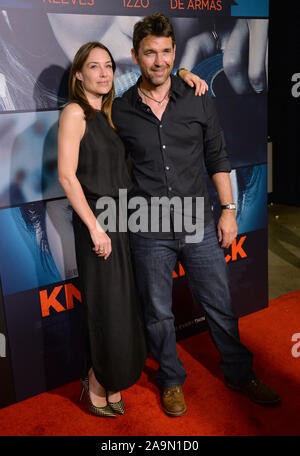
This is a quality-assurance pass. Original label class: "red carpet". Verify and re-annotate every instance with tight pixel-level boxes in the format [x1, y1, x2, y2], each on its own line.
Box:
[0, 291, 299, 436]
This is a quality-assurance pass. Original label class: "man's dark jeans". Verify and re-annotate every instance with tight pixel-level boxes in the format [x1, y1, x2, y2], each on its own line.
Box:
[129, 221, 255, 388]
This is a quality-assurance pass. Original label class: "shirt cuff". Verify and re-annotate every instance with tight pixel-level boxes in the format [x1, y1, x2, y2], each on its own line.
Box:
[207, 160, 231, 177]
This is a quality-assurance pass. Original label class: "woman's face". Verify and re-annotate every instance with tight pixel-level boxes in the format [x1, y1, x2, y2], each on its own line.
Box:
[76, 47, 114, 100]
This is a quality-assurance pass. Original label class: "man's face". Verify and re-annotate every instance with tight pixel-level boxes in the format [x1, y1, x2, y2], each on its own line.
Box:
[132, 35, 176, 87]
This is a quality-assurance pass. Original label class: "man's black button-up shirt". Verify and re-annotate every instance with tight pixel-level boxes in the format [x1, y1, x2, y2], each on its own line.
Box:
[112, 75, 231, 239]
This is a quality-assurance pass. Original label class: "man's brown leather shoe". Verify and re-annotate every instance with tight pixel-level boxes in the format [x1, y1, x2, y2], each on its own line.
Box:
[161, 386, 187, 417]
[226, 378, 281, 406]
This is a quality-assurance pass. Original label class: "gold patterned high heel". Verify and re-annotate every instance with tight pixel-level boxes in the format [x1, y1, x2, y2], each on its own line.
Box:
[79, 377, 116, 418]
[107, 393, 125, 415]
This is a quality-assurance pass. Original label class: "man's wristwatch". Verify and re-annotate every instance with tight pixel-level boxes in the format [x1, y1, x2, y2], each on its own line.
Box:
[176, 67, 188, 77]
[221, 203, 236, 210]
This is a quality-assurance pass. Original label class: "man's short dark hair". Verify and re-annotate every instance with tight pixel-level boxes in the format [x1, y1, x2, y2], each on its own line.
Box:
[133, 13, 175, 55]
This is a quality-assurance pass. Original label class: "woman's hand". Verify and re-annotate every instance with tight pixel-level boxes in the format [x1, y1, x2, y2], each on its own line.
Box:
[90, 227, 112, 260]
[177, 68, 208, 95]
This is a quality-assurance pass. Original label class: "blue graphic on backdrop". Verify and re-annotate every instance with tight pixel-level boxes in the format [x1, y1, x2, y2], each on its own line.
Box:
[207, 164, 267, 234]
[234, 165, 267, 234]
[0, 198, 77, 296]
[231, 0, 269, 17]
[193, 54, 223, 97]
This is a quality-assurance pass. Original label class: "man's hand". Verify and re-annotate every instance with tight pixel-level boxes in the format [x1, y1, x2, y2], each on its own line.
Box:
[211, 172, 237, 248]
[177, 68, 208, 95]
[217, 210, 238, 249]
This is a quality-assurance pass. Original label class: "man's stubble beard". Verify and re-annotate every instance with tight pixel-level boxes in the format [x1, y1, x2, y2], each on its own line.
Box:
[145, 66, 173, 87]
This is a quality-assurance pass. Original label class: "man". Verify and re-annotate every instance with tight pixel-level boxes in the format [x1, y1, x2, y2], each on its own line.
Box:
[112, 13, 280, 416]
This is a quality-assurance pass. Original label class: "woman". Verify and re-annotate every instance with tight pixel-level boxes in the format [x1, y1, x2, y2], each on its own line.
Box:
[58, 41, 205, 417]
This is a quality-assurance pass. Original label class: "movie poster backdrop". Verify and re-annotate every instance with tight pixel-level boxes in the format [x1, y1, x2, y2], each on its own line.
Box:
[0, 1, 268, 407]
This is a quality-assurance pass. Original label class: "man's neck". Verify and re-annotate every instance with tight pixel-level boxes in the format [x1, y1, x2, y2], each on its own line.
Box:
[139, 76, 171, 98]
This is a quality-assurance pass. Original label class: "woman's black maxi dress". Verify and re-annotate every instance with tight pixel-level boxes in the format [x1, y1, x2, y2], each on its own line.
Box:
[72, 110, 147, 391]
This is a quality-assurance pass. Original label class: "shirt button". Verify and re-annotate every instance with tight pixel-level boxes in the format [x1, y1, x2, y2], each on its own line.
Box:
[165, 166, 170, 171]
[162, 145, 166, 149]
[168, 187, 172, 191]
[146, 108, 150, 112]
[160, 124, 163, 128]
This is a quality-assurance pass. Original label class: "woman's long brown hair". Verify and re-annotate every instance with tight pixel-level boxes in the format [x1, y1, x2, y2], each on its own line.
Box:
[68, 41, 116, 129]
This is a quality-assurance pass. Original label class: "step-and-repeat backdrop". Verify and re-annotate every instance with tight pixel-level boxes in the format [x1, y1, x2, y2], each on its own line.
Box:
[0, 0, 269, 408]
